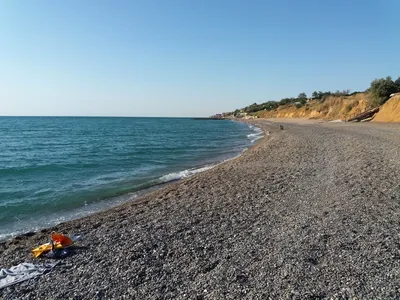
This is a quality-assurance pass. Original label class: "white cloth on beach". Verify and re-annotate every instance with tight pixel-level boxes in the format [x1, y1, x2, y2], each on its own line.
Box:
[0, 262, 57, 289]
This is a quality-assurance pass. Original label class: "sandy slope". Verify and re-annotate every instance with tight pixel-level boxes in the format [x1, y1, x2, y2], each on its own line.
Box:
[1, 120, 400, 299]
[255, 93, 368, 121]
[373, 95, 400, 122]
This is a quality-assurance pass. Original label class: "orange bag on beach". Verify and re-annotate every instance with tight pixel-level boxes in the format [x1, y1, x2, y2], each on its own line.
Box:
[31, 232, 73, 258]
[51, 232, 73, 247]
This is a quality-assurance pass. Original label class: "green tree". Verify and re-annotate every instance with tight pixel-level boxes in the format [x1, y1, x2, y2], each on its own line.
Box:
[279, 98, 297, 106]
[262, 101, 278, 111]
[312, 91, 318, 99]
[298, 92, 307, 99]
[369, 76, 399, 107]
[394, 77, 400, 89]
[333, 89, 351, 96]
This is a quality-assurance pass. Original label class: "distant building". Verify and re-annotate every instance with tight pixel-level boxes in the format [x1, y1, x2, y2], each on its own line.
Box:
[210, 113, 224, 119]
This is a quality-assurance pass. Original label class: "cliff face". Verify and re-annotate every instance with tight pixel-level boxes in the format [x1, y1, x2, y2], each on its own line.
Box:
[373, 95, 400, 122]
[255, 93, 369, 121]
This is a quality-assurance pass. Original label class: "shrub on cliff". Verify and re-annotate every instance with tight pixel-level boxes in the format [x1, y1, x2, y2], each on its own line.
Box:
[369, 76, 399, 107]
[395, 77, 400, 88]
[279, 98, 297, 106]
[298, 93, 307, 99]
[311, 91, 333, 101]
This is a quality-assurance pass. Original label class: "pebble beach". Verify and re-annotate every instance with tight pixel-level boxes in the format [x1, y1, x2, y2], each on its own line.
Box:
[1, 119, 400, 299]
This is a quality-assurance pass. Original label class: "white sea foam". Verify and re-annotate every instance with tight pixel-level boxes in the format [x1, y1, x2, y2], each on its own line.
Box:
[158, 165, 214, 183]
[0, 231, 20, 241]
[0, 193, 139, 241]
[247, 125, 264, 143]
[250, 135, 263, 143]
[247, 133, 259, 138]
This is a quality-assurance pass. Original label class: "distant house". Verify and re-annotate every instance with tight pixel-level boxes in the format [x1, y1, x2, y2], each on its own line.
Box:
[212, 113, 223, 119]
[210, 113, 224, 119]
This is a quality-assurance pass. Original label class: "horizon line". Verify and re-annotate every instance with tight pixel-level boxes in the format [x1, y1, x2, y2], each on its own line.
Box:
[0, 115, 209, 118]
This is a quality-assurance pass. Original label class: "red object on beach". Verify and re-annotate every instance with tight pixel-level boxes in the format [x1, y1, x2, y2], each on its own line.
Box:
[51, 232, 73, 247]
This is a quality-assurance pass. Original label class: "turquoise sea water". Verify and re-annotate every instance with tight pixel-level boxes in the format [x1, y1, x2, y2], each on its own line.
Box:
[0, 117, 262, 239]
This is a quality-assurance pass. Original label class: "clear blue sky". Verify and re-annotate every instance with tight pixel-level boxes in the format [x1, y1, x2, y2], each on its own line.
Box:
[0, 0, 398, 117]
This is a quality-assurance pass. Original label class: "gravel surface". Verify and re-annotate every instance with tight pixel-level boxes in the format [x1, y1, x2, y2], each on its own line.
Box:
[1, 120, 400, 299]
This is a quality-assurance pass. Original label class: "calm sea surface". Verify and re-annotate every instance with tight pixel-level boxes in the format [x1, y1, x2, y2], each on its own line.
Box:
[0, 117, 262, 239]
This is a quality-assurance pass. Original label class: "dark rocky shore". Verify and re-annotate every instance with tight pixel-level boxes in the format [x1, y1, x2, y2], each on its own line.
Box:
[1, 119, 400, 299]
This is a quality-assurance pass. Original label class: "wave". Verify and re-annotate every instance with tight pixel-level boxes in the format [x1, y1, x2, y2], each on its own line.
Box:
[250, 135, 263, 143]
[157, 165, 214, 183]
[247, 133, 259, 137]
[247, 125, 264, 143]
[0, 163, 100, 176]
[0, 192, 139, 241]
[0, 165, 218, 241]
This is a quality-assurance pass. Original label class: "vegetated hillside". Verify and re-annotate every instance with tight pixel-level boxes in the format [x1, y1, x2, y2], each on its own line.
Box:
[373, 95, 400, 122]
[255, 93, 369, 121]
[229, 75, 400, 122]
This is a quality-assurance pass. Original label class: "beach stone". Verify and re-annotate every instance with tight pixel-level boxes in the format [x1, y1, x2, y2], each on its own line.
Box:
[1, 120, 400, 299]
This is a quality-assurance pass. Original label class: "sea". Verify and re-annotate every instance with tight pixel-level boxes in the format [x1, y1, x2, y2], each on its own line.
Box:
[0, 117, 263, 240]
